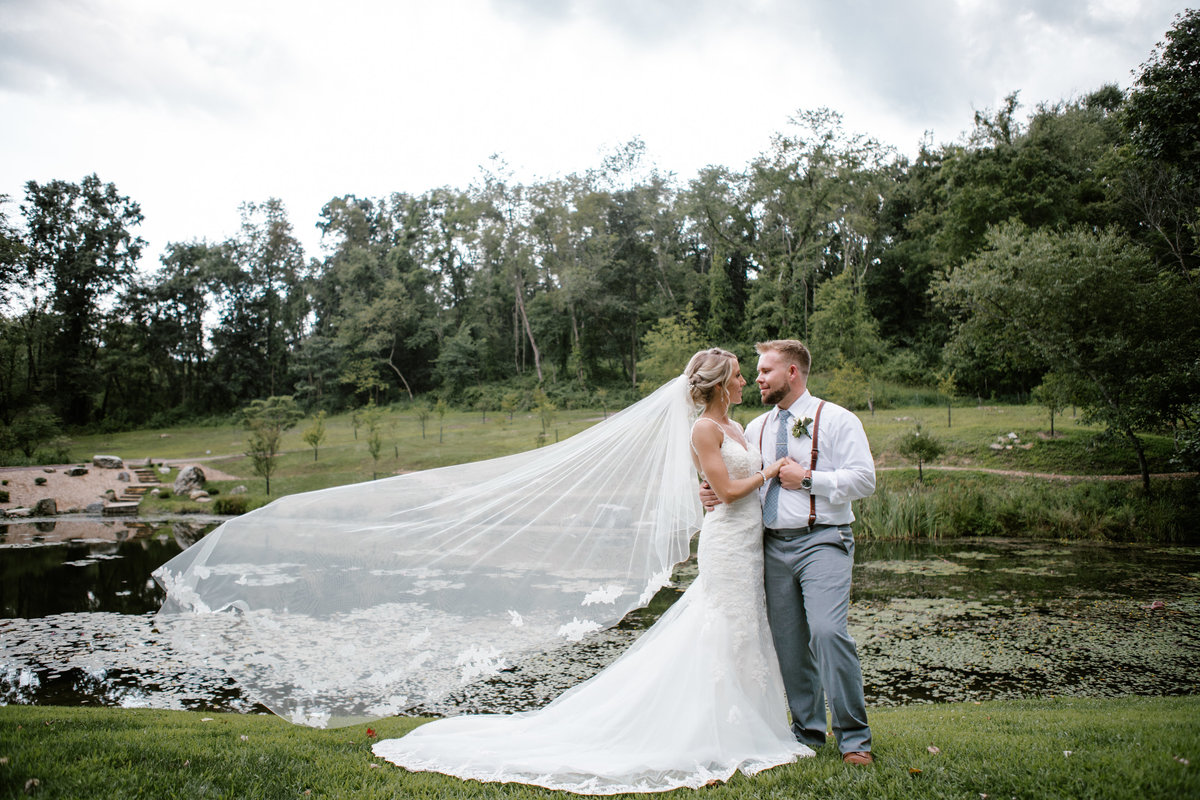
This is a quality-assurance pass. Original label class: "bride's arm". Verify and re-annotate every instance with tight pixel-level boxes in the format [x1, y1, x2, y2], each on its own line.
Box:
[691, 422, 782, 504]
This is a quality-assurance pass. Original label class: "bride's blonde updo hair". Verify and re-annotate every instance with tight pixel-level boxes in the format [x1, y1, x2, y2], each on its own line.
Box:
[684, 347, 739, 408]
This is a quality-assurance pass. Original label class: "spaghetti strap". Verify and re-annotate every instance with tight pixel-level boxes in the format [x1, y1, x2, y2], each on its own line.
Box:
[689, 417, 725, 455]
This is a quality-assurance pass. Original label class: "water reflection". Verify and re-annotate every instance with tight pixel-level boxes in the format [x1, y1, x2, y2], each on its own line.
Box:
[1, 519, 1197, 717]
[0, 518, 218, 618]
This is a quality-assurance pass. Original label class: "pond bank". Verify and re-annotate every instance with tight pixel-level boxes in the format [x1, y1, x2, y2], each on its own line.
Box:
[8, 524, 1194, 717]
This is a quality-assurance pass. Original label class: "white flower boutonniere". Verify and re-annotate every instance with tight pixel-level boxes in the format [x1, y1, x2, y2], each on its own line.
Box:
[791, 415, 814, 439]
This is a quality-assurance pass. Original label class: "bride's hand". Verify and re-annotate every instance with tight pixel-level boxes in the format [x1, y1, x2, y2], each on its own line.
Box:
[762, 457, 789, 480]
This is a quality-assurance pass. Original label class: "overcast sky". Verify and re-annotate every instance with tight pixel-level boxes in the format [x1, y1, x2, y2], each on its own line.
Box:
[0, 0, 1187, 266]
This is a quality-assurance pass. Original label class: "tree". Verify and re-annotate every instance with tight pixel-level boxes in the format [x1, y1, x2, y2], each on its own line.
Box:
[824, 363, 871, 412]
[1121, 9, 1200, 283]
[209, 200, 308, 405]
[934, 222, 1199, 491]
[500, 392, 519, 423]
[415, 401, 432, 438]
[1124, 10, 1200, 177]
[896, 422, 946, 483]
[435, 397, 448, 443]
[532, 388, 556, 434]
[20, 174, 145, 424]
[302, 410, 327, 461]
[242, 396, 303, 495]
[362, 402, 384, 479]
[636, 308, 704, 393]
[7, 405, 61, 459]
[340, 358, 386, 405]
[1032, 372, 1072, 437]
[807, 270, 886, 370]
[937, 370, 958, 428]
[0, 196, 28, 309]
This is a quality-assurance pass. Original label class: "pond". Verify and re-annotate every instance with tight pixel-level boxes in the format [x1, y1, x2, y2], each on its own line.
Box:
[1, 518, 1197, 717]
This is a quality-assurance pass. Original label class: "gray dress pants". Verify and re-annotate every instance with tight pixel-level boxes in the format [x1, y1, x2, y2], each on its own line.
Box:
[763, 523, 871, 753]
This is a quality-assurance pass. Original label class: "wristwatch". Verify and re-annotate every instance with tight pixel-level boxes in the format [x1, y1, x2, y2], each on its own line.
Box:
[800, 475, 812, 491]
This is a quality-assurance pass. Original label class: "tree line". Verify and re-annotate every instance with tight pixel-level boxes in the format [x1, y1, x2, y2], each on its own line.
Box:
[1, 11, 1197, 486]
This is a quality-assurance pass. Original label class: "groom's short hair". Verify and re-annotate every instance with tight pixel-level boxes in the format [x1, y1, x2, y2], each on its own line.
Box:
[755, 340, 811, 376]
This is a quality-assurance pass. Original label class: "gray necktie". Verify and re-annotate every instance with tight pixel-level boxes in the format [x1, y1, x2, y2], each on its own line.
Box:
[762, 409, 791, 526]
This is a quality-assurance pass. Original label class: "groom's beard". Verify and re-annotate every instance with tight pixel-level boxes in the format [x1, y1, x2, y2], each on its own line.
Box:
[760, 384, 788, 406]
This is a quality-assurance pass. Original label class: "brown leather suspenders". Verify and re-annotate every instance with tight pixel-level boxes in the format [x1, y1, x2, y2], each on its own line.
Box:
[807, 401, 826, 528]
[758, 400, 827, 529]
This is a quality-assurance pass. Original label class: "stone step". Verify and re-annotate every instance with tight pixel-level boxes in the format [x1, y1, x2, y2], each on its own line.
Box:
[102, 502, 141, 516]
[121, 486, 156, 496]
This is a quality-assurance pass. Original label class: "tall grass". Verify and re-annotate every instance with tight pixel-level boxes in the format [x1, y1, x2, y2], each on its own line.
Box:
[858, 470, 1200, 541]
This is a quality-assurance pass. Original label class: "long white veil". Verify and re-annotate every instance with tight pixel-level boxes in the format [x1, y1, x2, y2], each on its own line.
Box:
[154, 376, 702, 728]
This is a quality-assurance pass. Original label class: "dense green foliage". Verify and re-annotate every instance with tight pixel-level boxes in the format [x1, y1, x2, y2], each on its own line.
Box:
[2, 697, 1197, 799]
[1, 14, 1197, 476]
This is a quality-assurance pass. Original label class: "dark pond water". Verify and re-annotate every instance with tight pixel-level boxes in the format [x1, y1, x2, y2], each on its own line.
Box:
[1, 518, 1197, 717]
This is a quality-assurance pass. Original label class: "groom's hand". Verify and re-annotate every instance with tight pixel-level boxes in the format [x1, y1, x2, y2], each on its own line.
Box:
[777, 458, 811, 490]
[699, 481, 721, 512]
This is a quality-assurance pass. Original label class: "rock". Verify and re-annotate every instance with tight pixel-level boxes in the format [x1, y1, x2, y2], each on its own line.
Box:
[43, 467, 56, 473]
[196, 496, 213, 503]
[174, 465, 207, 495]
[117, 471, 131, 482]
[65, 466, 89, 477]
[172, 521, 208, 548]
[93, 455, 124, 469]
[989, 443, 1004, 450]
[33, 498, 57, 516]
[6, 507, 32, 518]
[189, 489, 210, 501]
[229, 485, 248, 495]
[85, 502, 105, 514]
[158, 466, 171, 475]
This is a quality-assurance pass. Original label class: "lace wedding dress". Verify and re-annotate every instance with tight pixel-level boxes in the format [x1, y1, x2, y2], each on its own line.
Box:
[372, 432, 813, 794]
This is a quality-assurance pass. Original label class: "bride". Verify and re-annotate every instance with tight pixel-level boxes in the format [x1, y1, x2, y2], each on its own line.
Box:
[372, 347, 811, 792]
[154, 347, 812, 793]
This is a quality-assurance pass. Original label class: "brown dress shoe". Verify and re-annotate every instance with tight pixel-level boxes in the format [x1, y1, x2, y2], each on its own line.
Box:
[842, 751, 874, 765]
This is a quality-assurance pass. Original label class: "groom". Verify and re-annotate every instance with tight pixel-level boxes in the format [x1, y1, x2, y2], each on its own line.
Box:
[702, 339, 875, 765]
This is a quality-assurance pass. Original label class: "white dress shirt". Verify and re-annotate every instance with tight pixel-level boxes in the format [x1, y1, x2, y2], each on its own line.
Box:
[744, 391, 876, 527]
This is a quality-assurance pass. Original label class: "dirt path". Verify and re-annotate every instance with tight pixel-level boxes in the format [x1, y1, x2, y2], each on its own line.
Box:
[1, 459, 241, 512]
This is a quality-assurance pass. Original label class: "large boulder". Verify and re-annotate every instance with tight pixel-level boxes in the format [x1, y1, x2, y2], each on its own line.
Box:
[33, 498, 57, 517]
[174, 465, 207, 495]
[65, 466, 89, 477]
[93, 455, 124, 469]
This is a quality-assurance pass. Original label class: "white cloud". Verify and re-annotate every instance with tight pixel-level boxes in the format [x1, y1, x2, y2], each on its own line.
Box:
[0, 0, 1185, 265]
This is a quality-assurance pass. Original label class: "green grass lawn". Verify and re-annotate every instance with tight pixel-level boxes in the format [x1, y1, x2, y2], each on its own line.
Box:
[2, 697, 1195, 799]
[64, 400, 1188, 532]
[70, 400, 1179, 492]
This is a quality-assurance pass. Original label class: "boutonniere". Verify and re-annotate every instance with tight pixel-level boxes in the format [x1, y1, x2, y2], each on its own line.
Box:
[791, 416, 814, 439]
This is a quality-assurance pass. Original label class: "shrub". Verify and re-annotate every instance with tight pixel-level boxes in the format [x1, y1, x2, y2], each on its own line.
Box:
[0, 490, 9, 503]
[213, 496, 251, 515]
